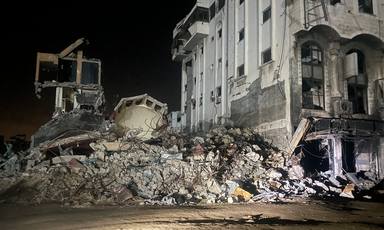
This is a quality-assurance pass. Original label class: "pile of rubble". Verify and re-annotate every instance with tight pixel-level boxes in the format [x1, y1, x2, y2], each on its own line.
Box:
[0, 127, 380, 205]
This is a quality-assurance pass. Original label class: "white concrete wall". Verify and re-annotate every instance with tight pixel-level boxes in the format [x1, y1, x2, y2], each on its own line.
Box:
[176, 0, 383, 141]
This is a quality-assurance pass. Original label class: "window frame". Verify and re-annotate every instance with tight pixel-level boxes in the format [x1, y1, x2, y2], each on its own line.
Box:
[218, 0, 225, 11]
[358, 0, 374, 15]
[209, 2, 216, 20]
[237, 64, 245, 77]
[262, 6, 271, 23]
[301, 41, 325, 110]
[261, 47, 272, 64]
[239, 28, 245, 42]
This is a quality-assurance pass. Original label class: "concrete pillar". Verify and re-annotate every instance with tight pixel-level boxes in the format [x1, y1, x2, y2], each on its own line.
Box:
[379, 138, 384, 180]
[329, 42, 342, 99]
[373, 51, 384, 119]
[329, 137, 343, 178]
[76, 50, 83, 84]
[53, 87, 63, 118]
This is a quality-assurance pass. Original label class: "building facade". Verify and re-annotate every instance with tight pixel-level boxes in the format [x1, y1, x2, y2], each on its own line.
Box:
[172, 0, 384, 179]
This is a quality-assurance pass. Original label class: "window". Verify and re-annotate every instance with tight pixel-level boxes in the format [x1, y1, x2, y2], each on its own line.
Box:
[239, 28, 245, 42]
[218, 29, 222, 38]
[237, 64, 245, 77]
[200, 45, 204, 55]
[200, 94, 203, 106]
[196, 7, 209, 22]
[218, 0, 225, 11]
[210, 2, 216, 20]
[263, 7, 271, 23]
[261, 48, 272, 64]
[216, 86, 222, 97]
[346, 50, 367, 114]
[301, 41, 324, 110]
[216, 86, 222, 104]
[330, 0, 340, 5]
[211, 36, 215, 42]
[240, 0, 245, 5]
[200, 72, 203, 81]
[358, 0, 373, 14]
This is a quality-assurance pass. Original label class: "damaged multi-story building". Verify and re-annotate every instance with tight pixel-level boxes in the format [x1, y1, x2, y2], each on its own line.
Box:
[32, 38, 105, 148]
[172, 0, 384, 180]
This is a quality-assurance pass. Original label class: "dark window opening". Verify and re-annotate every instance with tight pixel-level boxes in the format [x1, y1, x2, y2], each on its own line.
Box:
[125, 100, 133, 107]
[210, 2, 216, 20]
[200, 95, 203, 106]
[330, 0, 340, 5]
[218, 29, 222, 38]
[216, 86, 222, 97]
[342, 139, 356, 173]
[146, 100, 153, 107]
[346, 50, 367, 114]
[184, 84, 187, 92]
[135, 99, 143, 105]
[218, 0, 225, 11]
[359, 0, 373, 14]
[195, 7, 209, 22]
[186, 60, 192, 67]
[301, 41, 324, 110]
[239, 29, 245, 41]
[263, 6, 271, 23]
[237, 64, 245, 77]
[211, 36, 215, 42]
[261, 48, 272, 64]
[200, 45, 204, 55]
[155, 105, 162, 112]
[240, 0, 245, 5]
[177, 117, 181, 122]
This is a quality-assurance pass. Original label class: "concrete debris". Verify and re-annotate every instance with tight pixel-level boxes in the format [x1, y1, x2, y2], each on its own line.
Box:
[52, 156, 87, 165]
[340, 184, 355, 199]
[0, 126, 382, 206]
[113, 185, 133, 202]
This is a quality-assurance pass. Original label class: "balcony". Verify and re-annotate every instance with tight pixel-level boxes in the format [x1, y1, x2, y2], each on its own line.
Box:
[184, 21, 209, 51]
[172, 39, 190, 61]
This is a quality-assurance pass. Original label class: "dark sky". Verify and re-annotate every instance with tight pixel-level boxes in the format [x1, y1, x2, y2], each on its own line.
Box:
[0, 1, 196, 140]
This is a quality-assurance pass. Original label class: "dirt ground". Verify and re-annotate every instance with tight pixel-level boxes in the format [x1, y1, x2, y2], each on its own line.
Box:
[0, 197, 383, 230]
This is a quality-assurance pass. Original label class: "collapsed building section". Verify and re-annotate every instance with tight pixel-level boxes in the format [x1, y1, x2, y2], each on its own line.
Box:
[172, 1, 384, 182]
[32, 38, 105, 148]
[110, 94, 168, 140]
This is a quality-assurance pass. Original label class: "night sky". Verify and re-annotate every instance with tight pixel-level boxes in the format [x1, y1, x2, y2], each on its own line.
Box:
[0, 1, 196, 140]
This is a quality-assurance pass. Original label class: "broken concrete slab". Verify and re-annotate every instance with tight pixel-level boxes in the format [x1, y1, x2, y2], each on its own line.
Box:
[52, 156, 87, 164]
[102, 142, 130, 151]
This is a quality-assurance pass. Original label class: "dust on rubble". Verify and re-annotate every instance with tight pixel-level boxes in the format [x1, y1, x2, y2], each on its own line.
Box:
[0, 126, 381, 206]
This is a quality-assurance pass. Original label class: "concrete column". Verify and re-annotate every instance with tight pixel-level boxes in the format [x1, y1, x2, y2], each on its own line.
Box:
[53, 87, 63, 118]
[373, 51, 384, 119]
[76, 50, 83, 84]
[379, 138, 384, 180]
[329, 42, 342, 99]
[329, 137, 343, 178]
